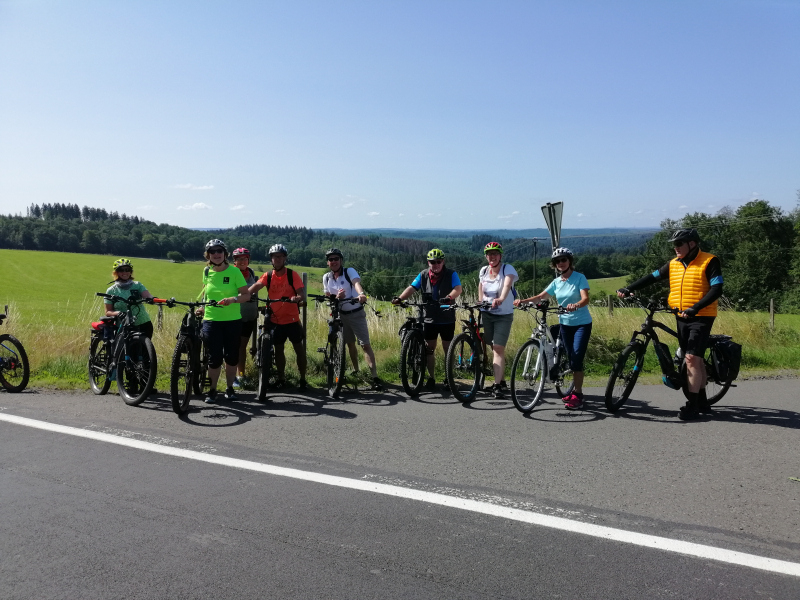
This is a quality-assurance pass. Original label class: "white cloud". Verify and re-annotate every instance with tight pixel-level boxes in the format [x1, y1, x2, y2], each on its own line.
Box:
[172, 183, 214, 191]
[367, 211, 379, 216]
[275, 209, 286, 214]
[398, 213, 404, 217]
[343, 202, 354, 209]
[576, 213, 584, 217]
[230, 205, 245, 211]
[679, 204, 689, 209]
[177, 202, 212, 211]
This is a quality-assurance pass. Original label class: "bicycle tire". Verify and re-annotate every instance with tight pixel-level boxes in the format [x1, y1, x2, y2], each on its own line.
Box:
[605, 342, 644, 413]
[554, 346, 575, 398]
[328, 328, 347, 399]
[510, 339, 545, 413]
[116, 333, 157, 406]
[0, 333, 30, 393]
[193, 340, 209, 395]
[680, 349, 732, 406]
[400, 330, 426, 397]
[88, 336, 112, 395]
[257, 335, 273, 402]
[446, 332, 481, 403]
[169, 335, 193, 414]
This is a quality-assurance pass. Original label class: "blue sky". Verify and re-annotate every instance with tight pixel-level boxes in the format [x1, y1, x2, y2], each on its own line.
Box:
[1, 0, 798, 231]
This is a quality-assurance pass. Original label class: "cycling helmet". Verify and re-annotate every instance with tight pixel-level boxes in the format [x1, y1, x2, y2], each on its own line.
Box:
[551, 247, 573, 260]
[483, 241, 503, 254]
[232, 247, 250, 258]
[269, 243, 288, 256]
[205, 239, 227, 254]
[325, 248, 343, 260]
[426, 248, 445, 260]
[669, 228, 700, 244]
[112, 258, 132, 270]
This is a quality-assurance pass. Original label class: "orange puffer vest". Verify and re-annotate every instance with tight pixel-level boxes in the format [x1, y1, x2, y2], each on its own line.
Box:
[668, 250, 718, 317]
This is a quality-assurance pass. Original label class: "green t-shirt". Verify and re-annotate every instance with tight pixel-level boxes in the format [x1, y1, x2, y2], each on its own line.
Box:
[202, 265, 248, 322]
[105, 281, 151, 326]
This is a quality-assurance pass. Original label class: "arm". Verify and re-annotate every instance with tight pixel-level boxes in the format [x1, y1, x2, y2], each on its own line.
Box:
[514, 290, 550, 307]
[491, 275, 515, 309]
[567, 289, 590, 312]
[217, 285, 251, 307]
[393, 285, 417, 304]
[351, 277, 368, 304]
[104, 302, 119, 318]
[248, 281, 265, 295]
[292, 285, 306, 305]
[618, 262, 670, 297]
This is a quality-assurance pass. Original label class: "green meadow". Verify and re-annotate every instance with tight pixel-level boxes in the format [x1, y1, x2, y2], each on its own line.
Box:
[1, 249, 797, 390]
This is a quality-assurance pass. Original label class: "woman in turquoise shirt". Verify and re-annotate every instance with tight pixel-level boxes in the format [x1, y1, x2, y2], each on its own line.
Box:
[514, 247, 592, 410]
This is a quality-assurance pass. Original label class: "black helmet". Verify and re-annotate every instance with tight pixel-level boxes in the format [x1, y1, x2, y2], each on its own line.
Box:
[204, 239, 228, 255]
[668, 228, 700, 244]
[325, 248, 343, 260]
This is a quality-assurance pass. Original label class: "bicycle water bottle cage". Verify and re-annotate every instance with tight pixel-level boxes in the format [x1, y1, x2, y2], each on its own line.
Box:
[662, 373, 681, 390]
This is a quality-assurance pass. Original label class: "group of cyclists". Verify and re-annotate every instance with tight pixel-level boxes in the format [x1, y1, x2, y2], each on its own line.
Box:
[102, 227, 722, 420]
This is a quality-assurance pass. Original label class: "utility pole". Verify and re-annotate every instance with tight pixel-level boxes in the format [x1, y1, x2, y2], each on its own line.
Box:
[532, 238, 537, 296]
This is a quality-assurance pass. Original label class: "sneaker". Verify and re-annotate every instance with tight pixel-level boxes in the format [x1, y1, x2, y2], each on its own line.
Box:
[442, 379, 450, 391]
[232, 376, 242, 389]
[298, 379, 307, 391]
[204, 389, 217, 404]
[425, 377, 436, 391]
[678, 403, 700, 420]
[493, 383, 505, 399]
[370, 377, 383, 391]
[565, 395, 584, 410]
[561, 394, 572, 403]
[225, 387, 238, 401]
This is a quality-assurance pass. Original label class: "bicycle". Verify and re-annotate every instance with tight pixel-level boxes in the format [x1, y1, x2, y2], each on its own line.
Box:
[163, 298, 217, 415]
[604, 295, 736, 413]
[90, 292, 161, 406]
[395, 299, 436, 398]
[0, 305, 30, 393]
[255, 296, 295, 401]
[308, 294, 348, 399]
[509, 301, 574, 413]
[443, 301, 493, 402]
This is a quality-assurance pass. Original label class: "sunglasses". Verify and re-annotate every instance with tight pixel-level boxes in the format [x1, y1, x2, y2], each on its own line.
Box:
[327, 257, 341, 261]
[673, 242, 687, 248]
[554, 257, 570, 264]
[428, 260, 443, 265]
[116, 267, 133, 272]
[208, 248, 225, 255]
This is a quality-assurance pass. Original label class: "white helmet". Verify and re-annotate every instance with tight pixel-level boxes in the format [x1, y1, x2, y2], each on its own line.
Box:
[269, 243, 288, 256]
[551, 247, 573, 260]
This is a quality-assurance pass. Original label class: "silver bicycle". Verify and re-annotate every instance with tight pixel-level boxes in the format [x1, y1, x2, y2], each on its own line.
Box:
[510, 300, 573, 413]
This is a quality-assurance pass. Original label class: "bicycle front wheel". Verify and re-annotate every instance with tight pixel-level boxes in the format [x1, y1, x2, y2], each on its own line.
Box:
[605, 342, 643, 413]
[328, 329, 347, 399]
[170, 335, 194, 414]
[680, 350, 732, 405]
[510, 339, 545, 413]
[117, 334, 157, 406]
[193, 340, 209, 396]
[257, 335, 273, 402]
[446, 332, 480, 402]
[88, 336, 112, 395]
[400, 330, 427, 397]
[554, 347, 574, 399]
[0, 334, 30, 393]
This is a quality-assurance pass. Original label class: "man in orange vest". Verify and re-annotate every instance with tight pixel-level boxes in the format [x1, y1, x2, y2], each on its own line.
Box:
[618, 228, 723, 420]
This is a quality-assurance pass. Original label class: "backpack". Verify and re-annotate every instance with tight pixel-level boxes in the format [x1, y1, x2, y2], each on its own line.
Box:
[322, 268, 354, 291]
[711, 338, 742, 382]
[266, 268, 297, 296]
[480, 264, 518, 299]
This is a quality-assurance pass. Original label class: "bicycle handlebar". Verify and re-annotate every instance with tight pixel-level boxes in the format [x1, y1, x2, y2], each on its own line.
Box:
[439, 301, 493, 311]
[514, 302, 570, 315]
[620, 295, 678, 314]
[162, 298, 218, 309]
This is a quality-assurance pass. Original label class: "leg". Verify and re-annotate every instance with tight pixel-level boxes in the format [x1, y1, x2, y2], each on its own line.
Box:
[237, 335, 249, 377]
[291, 339, 307, 380]
[274, 342, 287, 380]
[685, 353, 706, 393]
[492, 344, 506, 383]
[347, 340, 359, 373]
[361, 343, 378, 378]
[425, 339, 437, 379]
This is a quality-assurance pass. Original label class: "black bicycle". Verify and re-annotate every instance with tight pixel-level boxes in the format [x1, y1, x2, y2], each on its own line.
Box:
[255, 297, 295, 401]
[605, 295, 736, 413]
[443, 301, 493, 402]
[0, 305, 30, 393]
[308, 294, 349, 399]
[164, 298, 217, 414]
[394, 299, 435, 398]
[90, 293, 159, 406]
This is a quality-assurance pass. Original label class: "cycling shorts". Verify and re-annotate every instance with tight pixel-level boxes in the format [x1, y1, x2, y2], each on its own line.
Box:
[424, 322, 456, 343]
[202, 319, 242, 368]
[273, 321, 304, 347]
[676, 316, 715, 357]
[240, 318, 257, 339]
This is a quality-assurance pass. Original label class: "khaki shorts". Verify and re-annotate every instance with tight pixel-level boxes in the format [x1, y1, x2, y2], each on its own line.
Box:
[482, 312, 514, 347]
[341, 308, 371, 346]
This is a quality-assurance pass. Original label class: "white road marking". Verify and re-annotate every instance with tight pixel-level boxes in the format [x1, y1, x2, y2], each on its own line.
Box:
[3, 412, 799, 578]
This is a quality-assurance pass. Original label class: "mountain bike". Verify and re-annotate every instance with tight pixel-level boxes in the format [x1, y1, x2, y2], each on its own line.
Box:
[443, 301, 493, 402]
[164, 298, 217, 415]
[509, 301, 574, 413]
[605, 295, 736, 413]
[308, 294, 348, 399]
[91, 293, 162, 406]
[255, 297, 295, 401]
[395, 299, 435, 397]
[0, 305, 30, 393]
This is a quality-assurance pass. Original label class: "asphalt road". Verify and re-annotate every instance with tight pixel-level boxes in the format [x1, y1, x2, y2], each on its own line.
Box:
[1, 378, 798, 599]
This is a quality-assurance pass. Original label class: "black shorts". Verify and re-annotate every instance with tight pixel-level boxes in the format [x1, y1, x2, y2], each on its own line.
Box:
[202, 319, 242, 368]
[676, 316, 715, 357]
[240, 318, 257, 339]
[272, 321, 304, 346]
[424, 322, 456, 342]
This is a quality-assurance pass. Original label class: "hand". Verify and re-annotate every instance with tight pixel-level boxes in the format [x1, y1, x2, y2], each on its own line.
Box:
[513, 299, 521, 307]
[336, 288, 346, 300]
[566, 303, 579, 312]
[491, 298, 503, 309]
[357, 293, 367, 304]
[217, 297, 233, 307]
[391, 297, 402, 305]
[679, 307, 697, 318]
[195, 308, 205, 317]
[440, 296, 453, 305]
[616, 288, 631, 299]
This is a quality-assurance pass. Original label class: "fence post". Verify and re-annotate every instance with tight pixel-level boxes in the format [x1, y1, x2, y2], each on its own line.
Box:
[608, 295, 614, 317]
[770, 298, 775, 330]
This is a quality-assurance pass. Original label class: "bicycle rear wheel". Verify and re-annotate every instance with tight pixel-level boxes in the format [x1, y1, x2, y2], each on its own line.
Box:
[400, 330, 426, 397]
[605, 342, 643, 413]
[170, 335, 193, 414]
[88, 336, 112, 395]
[680, 349, 732, 405]
[554, 346, 574, 398]
[0, 334, 29, 393]
[117, 334, 157, 406]
[510, 339, 544, 413]
[328, 329, 346, 399]
[446, 332, 480, 402]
